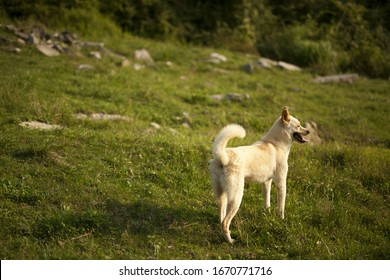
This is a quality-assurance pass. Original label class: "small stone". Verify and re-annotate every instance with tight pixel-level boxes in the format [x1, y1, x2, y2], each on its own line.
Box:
[10, 47, 21, 54]
[78, 64, 95, 70]
[210, 93, 250, 101]
[210, 52, 227, 62]
[134, 49, 154, 64]
[133, 63, 144, 71]
[150, 122, 161, 129]
[121, 59, 131, 67]
[90, 51, 101, 59]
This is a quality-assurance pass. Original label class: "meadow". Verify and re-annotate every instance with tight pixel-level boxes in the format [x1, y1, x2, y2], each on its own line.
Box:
[0, 25, 389, 259]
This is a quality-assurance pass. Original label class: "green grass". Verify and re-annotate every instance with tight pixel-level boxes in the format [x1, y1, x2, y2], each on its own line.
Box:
[0, 24, 389, 260]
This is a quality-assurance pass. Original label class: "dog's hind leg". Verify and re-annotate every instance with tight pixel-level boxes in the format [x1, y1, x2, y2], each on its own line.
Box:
[221, 176, 244, 243]
[263, 179, 272, 211]
[210, 161, 228, 223]
[213, 184, 227, 224]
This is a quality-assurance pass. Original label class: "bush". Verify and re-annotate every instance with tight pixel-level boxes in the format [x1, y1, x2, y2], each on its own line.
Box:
[256, 23, 337, 73]
[346, 45, 390, 78]
[1, 0, 121, 39]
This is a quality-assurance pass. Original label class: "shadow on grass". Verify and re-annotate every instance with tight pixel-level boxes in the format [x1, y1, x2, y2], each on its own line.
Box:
[104, 199, 216, 238]
[31, 199, 217, 243]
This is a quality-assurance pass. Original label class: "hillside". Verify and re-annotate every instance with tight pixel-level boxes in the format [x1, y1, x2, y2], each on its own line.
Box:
[0, 22, 389, 259]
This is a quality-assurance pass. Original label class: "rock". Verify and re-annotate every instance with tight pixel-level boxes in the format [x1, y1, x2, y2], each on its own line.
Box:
[101, 47, 127, 61]
[210, 93, 250, 101]
[58, 31, 78, 45]
[5, 24, 18, 33]
[168, 128, 179, 135]
[305, 121, 322, 145]
[90, 113, 129, 121]
[53, 44, 66, 53]
[89, 51, 101, 59]
[150, 122, 161, 129]
[276, 61, 301, 71]
[121, 59, 131, 68]
[27, 27, 46, 45]
[210, 52, 227, 62]
[199, 53, 228, 64]
[36, 44, 60, 57]
[182, 122, 191, 129]
[14, 30, 29, 41]
[82, 41, 104, 49]
[74, 113, 130, 121]
[241, 63, 255, 73]
[133, 63, 144, 71]
[241, 57, 278, 73]
[134, 49, 154, 64]
[10, 47, 21, 54]
[19, 121, 62, 130]
[257, 57, 277, 69]
[78, 64, 95, 70]
[312, 74, 359, 84]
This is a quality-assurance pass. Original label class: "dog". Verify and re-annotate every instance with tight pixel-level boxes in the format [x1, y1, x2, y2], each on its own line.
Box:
[209, 107, 310, 243]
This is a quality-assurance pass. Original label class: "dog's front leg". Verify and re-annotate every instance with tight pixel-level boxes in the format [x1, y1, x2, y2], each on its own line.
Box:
[276, 182, 286, 219]
[263, 179, 272, 211]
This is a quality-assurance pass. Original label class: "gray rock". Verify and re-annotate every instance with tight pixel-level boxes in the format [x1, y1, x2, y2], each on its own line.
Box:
[312, 74, 359, 84]
[241, 63, 255, 73]
[89, 51, 102, 59]
[36, 44, 60, 57]
[257, 57, 277, 69]
[210, 93, 250, 101]
[78, 64, 95, 70]
[276, 61, 301, 71]
[134, 49, 154, 64]
[304, 122, 322, 145]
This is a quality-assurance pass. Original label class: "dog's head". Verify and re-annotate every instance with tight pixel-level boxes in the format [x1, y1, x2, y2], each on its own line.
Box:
[281, 107, 310, 144]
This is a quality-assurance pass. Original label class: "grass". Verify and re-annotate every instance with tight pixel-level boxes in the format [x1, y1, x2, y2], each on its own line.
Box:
[0, 23, 389, 260]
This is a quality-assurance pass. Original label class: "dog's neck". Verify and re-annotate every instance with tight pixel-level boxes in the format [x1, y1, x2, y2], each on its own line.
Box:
[261, 117, 292, 153]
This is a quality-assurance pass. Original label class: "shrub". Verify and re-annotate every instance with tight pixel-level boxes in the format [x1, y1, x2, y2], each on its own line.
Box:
[256, 23, 337, 74]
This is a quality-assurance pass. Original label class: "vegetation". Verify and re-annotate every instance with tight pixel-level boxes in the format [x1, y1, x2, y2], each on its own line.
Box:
[1, 0, 390, 77]
[0, 2, 389, 259]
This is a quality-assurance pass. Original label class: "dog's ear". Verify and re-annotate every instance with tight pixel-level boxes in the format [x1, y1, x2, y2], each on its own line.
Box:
[281, 106, 290, 126]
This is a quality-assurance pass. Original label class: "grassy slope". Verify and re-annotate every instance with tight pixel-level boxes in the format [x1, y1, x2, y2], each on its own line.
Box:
[0, 26, 389, 260]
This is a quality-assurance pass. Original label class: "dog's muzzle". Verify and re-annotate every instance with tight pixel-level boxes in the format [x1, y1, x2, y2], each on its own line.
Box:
[293, 131, 309, 143]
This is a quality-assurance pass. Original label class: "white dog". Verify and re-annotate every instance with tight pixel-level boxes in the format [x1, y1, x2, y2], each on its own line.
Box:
[209, 107, 310, 243]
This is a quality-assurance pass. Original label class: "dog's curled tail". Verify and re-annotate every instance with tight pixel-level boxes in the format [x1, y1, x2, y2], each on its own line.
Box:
[212, 124, 246, 166]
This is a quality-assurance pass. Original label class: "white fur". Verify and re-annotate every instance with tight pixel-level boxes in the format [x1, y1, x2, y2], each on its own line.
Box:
[209, 107, 310, 243]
